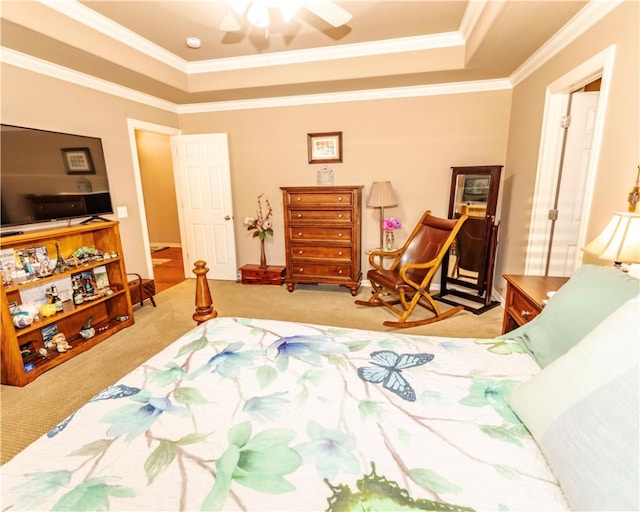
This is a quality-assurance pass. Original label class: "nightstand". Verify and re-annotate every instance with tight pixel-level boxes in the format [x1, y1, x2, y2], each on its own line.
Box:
[502, 274, 569, 334]
[240, 264, 285, 285]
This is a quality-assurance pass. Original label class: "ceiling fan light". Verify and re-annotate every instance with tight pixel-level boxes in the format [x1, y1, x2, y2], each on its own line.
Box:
[246, 0, 270, 27]
[278, 0, 301, 22]
[229, 0, 250, 15]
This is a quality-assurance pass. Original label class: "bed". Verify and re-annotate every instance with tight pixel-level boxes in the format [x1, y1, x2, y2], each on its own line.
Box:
[2, 262, 638, 511]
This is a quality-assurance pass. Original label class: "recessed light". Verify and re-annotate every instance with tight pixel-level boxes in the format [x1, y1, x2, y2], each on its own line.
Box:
[186, 37, 201, 49]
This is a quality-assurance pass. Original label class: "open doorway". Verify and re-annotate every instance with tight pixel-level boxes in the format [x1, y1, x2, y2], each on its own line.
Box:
[525, 46, 616, 276]
[134, 130, 185, 292]
[126, 119, 184, 291]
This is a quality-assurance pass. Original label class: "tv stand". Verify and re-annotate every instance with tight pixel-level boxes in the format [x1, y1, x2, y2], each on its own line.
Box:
[1, 221, 134, 386]
[80, 215, 111, 224]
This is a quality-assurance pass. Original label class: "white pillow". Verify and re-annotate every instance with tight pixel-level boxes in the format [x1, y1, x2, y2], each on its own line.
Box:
[506, 295, 640, 511]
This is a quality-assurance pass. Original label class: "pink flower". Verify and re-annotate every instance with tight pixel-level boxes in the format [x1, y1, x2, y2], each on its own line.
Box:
[383, 217, 401, 232]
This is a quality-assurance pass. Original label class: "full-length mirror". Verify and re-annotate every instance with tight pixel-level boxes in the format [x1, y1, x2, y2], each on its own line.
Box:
[436, 165, 502, 314]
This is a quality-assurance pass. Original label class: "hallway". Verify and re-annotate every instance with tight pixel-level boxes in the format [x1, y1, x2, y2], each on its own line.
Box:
[151, 247, 186, 292]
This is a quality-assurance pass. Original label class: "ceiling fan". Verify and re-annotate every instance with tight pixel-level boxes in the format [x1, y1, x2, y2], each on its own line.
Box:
[221, 0, 353, 31]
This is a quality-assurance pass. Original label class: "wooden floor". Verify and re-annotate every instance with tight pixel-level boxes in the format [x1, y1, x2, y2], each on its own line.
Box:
[151, 247, 187, 293]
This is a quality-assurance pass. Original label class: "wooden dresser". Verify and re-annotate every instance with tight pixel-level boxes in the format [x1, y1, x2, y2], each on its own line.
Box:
[281, 186, 363, 296]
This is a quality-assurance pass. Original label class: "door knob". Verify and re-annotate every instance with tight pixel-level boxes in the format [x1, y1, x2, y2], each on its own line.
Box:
[225, 215, 231, 220]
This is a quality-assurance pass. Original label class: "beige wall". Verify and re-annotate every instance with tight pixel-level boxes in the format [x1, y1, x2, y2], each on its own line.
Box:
[1, 64, 179, 276]
[134, 130, 180, 246]
[179, 91, 511, 271]
[497, 1, 639, 294]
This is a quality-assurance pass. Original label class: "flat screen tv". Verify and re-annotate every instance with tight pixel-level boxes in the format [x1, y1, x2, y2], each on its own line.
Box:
[1, 124, 114, 230]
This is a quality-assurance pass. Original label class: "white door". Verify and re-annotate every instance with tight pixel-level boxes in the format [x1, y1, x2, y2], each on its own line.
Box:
[547, 91, 600, 275]
[171, 133, 237, 280]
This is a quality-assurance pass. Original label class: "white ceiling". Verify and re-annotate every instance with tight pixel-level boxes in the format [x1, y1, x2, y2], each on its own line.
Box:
[0, 1, 600, 106]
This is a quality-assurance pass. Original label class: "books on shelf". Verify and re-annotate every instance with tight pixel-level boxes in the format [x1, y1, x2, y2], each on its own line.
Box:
[93, 265, 110, 292]
[41, 323, 58, 349]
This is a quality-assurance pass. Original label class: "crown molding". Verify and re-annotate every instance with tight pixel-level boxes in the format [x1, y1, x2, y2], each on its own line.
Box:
[0, 47, 179, 113]
[39, 0, 188, 72]
[43, 0, 463, 75]
[188, 32, 463, 73]
[510, 0, 623, 86]
[5, 0, 618, 113]
[177, 79, 512, 114]
[1, 46, 510, 114]
[458, 0, 488, 41]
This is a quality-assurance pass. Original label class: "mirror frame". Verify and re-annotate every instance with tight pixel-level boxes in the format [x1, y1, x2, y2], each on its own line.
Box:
[436, 165, 503, 314]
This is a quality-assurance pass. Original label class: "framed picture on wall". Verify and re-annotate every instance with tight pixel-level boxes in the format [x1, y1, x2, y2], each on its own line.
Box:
[61, 147, 95, 174]
[307, 132, 343, 164]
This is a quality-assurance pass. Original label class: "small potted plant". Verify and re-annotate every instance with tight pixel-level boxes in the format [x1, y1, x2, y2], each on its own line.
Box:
[244, 194, 274, 269]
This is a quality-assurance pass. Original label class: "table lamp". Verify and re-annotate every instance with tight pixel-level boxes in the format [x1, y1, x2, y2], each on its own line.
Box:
[582, 212, 640, 269]
[368, 181, 397, 261]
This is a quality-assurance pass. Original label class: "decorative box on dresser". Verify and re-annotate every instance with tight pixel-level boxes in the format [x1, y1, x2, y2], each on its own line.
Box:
[281, 186, 363, 296]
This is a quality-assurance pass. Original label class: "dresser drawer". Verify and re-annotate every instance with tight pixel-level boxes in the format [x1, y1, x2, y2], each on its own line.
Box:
[289, 262, 353, 280]
[285, 191, 353, 206]
[506, 286, 541, 326]
[240, 265, 285, 285]
[288, 226, 352, 242]
[287, 209, 352, 223]
[289, 245, 350, 260]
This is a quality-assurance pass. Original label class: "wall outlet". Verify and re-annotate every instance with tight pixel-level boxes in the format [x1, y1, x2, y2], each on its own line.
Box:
[116, 206, 128, 218]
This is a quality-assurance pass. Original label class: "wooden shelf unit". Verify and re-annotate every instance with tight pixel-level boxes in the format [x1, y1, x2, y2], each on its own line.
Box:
[1, 221, 134, 386]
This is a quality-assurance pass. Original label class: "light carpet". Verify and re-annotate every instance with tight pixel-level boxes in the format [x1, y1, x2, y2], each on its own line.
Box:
[1, 279, 504, 464]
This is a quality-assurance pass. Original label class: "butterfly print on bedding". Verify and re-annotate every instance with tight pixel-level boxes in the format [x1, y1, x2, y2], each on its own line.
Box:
[357, 351, 434, 401]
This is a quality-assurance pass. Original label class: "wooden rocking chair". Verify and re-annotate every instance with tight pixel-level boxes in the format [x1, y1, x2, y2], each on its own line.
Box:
[355, 210, 468, 328]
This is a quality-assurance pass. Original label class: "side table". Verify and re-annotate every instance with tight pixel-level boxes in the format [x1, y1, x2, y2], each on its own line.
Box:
[502, 274, 569, 334]
[240, 264, 285, 285]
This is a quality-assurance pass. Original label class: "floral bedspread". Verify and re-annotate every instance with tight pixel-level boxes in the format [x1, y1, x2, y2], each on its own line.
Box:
[1, 317, 568, 511]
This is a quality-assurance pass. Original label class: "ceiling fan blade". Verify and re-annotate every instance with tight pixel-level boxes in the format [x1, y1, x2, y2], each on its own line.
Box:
[303, 0, 352, 28]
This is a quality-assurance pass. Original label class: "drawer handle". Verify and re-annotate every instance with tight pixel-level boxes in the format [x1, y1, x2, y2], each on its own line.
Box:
[297, 232, 302, 237]
[338, 251, 343, 256]
[338, 233, 343, 237]
[296, 196, 301, 201]
[338, 196, 343, 201]
[297, 213, 302, 218]
[298, 250, 303, 255]
[337, 213, 343, 218]
[299, 268, 304, 272]
[521, 310, 532, 317]
[338, 270, 343, 275]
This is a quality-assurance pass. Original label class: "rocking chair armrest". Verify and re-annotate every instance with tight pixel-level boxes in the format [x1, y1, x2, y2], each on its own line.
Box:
[367, 248, 402, 271]
[399, 260, 439, 288]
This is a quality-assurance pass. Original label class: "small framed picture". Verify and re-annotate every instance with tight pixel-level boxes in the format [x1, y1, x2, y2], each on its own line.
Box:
[307, 132, 343, 164]
[61, 147, 95, 174]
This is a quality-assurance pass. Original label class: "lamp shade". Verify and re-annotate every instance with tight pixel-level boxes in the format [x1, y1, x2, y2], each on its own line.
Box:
[582, 212, 640, 264]
[368, 181, 397, 208]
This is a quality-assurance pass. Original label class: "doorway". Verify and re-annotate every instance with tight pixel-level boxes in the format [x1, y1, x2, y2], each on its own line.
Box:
[127, 119, 181, 282]
[525, 46, 616, 276]
[127, 120, 238, 284]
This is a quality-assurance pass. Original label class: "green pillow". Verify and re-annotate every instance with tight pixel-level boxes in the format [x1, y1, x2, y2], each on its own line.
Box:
[506, 296, 639, 511]
[501, 264, 639, 367]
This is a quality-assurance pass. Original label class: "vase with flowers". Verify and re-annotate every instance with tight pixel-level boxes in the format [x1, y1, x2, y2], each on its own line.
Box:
[244, 194, 274, 269]
[383, 217, 401, 250]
